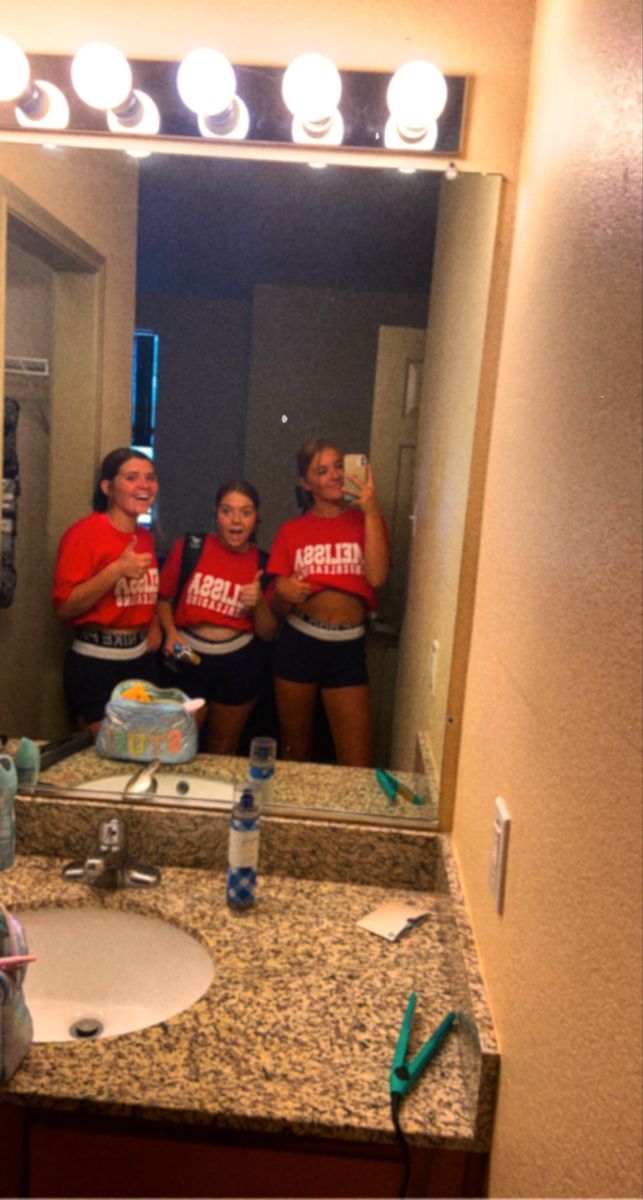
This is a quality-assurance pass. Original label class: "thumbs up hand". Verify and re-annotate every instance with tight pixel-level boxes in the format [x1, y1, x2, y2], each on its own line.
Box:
[239, 570, 264, 610]
[119, 535, 153, 579]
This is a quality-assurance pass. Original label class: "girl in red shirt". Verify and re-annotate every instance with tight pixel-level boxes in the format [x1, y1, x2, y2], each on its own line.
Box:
[52, 447, 161, 735]
[157, 480, 277, 755]
[267, 438, 389, 767]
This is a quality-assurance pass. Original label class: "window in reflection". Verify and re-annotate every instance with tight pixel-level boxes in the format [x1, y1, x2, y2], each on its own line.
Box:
[131, 328, 158, 450]
[131, 328, 159, 528]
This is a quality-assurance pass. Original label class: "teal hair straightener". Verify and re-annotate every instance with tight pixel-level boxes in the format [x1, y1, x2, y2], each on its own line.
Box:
[390, 993, 456, 1098]
[389, 993, 457, 1194]
[375, 768, 426, 806]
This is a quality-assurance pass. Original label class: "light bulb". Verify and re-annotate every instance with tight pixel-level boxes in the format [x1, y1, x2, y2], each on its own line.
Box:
[0, 36, 30, 101]
[71, 42, 133, 111]
[177, 49, 236, 117]
[387, 61, 448, 131]
[282, 54, 341, 124]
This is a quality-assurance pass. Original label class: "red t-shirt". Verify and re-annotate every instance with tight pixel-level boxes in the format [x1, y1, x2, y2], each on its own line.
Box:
[52, 512, 159, 628]
[159, 534, 265, 632]
[267, 508, 386, 612]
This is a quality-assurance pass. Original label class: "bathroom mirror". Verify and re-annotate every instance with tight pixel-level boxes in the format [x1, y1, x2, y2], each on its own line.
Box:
[1, 133, 501, 829]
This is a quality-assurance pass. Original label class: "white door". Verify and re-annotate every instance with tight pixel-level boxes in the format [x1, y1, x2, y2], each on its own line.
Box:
[367, 325, 426, 766]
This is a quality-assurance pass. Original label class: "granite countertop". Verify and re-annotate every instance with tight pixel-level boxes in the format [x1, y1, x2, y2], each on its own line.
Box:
[35, 746, 439, 825]
[0, 800, 497, 1152]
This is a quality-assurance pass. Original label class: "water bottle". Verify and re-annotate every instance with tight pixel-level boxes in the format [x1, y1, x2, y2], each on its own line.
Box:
[0, 753, 17, 870]
[248, 736, 276, 806]
[226, 784, 260, 912]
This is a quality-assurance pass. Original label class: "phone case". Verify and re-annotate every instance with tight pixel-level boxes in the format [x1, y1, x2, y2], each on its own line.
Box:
[343, 454, 368, 485]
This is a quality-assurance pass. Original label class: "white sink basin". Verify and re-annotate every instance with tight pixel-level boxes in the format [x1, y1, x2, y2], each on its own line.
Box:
[16, 908, 214, 1043]
[76, 774, 234, 803]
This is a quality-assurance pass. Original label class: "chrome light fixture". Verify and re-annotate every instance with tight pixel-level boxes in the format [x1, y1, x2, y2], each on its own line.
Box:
[177, 48, 249, 140]
[0, 43, 466, 157]
[0, 35, 69, 129]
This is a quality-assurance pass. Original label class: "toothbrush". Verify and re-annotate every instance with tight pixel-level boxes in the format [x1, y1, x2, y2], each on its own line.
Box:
[0, 955, 37, 971]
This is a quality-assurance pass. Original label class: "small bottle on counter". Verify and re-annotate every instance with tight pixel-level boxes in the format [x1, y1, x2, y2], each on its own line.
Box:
[13, 737, 40, 788]
[0, 753, 18, 871]
[226, 784, 260, 912]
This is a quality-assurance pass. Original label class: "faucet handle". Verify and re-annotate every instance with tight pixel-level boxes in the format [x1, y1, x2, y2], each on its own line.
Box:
[84, 855, 107, 882]
[96, 815, 126, 853]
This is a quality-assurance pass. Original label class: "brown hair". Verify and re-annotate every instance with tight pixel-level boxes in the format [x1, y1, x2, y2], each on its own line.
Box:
[214, 480, 261, 541]
[295, 438, 341, 511]
[296, 438, 340, 480]
[93, 447, 155, 512]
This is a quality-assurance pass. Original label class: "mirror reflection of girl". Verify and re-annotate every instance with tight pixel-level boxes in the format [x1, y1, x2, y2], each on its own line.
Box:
[267, 438, 389, 767]
[51, 447, 161, 737]
[156, 481, 277, 755]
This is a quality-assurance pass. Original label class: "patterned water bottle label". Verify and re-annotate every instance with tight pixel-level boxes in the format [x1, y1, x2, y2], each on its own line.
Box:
[228, 827, 259, 869]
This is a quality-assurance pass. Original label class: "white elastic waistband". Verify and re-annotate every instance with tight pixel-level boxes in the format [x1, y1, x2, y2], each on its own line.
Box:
[71, 639, 148, 661]
[181, 629, 253, 656]
[286, 613, 365, 642]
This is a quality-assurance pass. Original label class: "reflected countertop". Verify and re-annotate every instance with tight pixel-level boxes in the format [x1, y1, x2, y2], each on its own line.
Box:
[35, 745, 439, 824]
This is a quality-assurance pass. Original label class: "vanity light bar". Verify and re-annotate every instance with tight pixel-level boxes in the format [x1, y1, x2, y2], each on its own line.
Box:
[0, 52, 467, 157]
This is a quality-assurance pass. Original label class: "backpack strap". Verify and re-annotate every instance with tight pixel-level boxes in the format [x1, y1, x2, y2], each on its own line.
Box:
[175, 532, 206, 605]
[257, 547, 272, 593]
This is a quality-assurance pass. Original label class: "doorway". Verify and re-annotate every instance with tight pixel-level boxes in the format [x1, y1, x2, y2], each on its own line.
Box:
[0, 186, 104, 738]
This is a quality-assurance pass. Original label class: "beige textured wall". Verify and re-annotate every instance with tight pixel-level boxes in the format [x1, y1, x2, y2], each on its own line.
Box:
[451, 0, 643, 1196]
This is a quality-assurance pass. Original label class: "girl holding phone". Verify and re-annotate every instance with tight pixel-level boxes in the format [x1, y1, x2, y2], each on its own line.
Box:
[51, 447, 161, 735]
[267, 438, 389, 766]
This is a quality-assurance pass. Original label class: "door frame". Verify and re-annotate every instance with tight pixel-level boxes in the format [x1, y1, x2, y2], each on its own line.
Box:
[0, 176, 105, 735]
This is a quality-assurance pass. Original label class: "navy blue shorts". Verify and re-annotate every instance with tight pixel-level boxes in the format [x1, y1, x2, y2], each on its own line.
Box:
[64, 649, 159, 726]
[164, 633, 270, 707]
[272, 619, 368, 689]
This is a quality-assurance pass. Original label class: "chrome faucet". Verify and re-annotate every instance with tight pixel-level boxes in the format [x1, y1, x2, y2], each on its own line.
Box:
[62, 816, 160, 890]
[62, 761, 162, 889]
[122, 758, 161, 798]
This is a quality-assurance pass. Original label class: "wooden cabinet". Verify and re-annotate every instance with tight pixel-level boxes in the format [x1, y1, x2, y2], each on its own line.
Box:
[0, 1103, 487, 1198]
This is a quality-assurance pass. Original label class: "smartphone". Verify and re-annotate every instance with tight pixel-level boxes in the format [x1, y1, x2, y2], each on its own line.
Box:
[343, 454, 368, 501]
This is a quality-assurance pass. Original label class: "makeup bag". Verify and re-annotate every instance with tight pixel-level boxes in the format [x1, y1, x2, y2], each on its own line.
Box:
[95, 680, 199, 765]
[0, 904, 34, 1084]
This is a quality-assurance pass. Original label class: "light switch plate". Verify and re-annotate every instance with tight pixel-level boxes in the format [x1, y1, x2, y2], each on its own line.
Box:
[489, 796, 511, 913]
